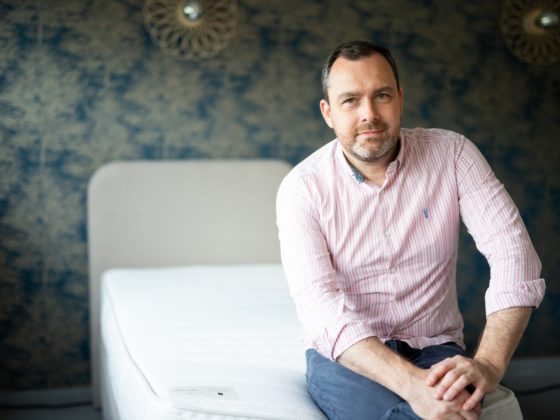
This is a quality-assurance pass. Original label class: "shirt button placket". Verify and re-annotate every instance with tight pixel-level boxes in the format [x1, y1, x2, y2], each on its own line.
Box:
[380, 194, 396, 282]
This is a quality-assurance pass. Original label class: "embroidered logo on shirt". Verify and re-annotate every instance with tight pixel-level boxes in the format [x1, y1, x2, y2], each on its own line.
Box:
[423, 208, 429, 219]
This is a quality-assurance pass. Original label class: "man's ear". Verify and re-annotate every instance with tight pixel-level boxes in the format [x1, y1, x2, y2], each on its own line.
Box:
[320, 99, 334, 129]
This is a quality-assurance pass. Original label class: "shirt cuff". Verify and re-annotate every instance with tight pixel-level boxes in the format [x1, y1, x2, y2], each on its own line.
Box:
[327, 321, 378, 361]
[485, 278, 546, 316]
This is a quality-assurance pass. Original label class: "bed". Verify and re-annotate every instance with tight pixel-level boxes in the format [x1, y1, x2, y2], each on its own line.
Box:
[88, 159, 523, 419]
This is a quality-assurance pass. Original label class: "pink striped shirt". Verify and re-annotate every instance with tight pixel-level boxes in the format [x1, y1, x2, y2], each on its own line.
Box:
[276, 128, 545, 361]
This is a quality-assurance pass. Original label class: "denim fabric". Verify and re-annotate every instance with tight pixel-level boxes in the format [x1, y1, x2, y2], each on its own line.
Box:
[305, 340, 466, 420]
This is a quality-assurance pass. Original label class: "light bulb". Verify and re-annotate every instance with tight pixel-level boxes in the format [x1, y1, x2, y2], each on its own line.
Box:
[183, 0, 202, 21]
[537, 10, 559, 28]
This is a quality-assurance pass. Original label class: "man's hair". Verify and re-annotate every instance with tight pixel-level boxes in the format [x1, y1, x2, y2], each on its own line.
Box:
[321, 40, 400, 102]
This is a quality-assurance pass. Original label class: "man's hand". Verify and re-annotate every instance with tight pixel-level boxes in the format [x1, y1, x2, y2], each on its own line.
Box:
[425, 355, 501, 411]
[425, 307, 533, 412]
[338, 337, 483, 419]
[405, 368, 482, 420]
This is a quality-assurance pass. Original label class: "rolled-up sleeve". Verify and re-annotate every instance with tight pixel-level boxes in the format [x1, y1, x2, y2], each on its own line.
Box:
[276, 174, 376, 360]
[456, 137, 546, 315]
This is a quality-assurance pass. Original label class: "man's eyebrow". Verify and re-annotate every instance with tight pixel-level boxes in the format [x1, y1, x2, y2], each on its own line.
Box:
[375, 86, 394, 94]
[336, 91, 360, 102]
[336, 86, 395, 102]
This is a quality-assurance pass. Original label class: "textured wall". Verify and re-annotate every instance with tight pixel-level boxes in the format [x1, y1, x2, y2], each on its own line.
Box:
[0, 0, 558, 390]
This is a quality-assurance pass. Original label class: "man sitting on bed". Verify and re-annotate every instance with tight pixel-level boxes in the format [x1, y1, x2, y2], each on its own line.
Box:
[276, 40, 545, 420]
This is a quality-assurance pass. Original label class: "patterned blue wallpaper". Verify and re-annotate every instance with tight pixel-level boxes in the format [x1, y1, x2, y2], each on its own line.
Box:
[0, 0, 558, 390]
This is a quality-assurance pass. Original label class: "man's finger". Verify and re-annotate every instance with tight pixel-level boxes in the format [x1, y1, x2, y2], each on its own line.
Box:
[434, 367, 470, 399]
[425, 359, 455, 386]
[461, 408, 479, 420]
[463, 387, 485, 411]
[443, 374, 472, 401]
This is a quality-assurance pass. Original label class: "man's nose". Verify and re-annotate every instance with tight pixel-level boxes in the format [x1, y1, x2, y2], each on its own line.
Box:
[360, 99, 380, 122]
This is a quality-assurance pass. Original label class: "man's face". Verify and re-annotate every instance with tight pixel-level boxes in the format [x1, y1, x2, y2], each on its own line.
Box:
[320, 54, 404, 163]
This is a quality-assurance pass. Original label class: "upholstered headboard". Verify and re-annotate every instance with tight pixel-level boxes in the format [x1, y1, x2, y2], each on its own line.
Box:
[87, 160, 292, 406]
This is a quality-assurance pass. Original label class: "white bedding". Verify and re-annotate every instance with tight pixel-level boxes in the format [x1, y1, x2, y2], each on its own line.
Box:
[100, 264, 326, 419]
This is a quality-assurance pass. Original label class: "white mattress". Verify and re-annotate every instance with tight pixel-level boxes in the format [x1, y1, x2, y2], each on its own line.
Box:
[100, 264, 522, 420]
[100, 264, 326, 419]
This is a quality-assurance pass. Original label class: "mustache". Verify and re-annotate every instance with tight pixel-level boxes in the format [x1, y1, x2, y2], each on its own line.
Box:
[356, 123, 386, 133]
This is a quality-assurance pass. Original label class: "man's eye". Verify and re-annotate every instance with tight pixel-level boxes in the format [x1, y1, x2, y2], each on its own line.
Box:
[342, 98, 356, 105]
[377, 93, 391, 101]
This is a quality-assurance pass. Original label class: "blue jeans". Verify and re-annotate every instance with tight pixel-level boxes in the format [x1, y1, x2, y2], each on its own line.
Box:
[306, 340, 467, 420]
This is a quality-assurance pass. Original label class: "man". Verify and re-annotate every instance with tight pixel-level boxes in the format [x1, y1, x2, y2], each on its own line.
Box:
[276, 40, 545, 419]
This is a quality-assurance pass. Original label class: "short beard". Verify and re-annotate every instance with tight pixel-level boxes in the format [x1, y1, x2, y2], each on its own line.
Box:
[350, 133, 398, 163]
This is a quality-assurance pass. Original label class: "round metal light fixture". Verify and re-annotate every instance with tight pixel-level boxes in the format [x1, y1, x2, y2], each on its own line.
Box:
[501, 0, 560, 66]
[144, 0, 239, 61]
